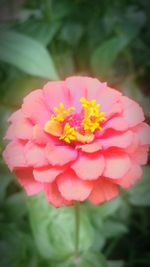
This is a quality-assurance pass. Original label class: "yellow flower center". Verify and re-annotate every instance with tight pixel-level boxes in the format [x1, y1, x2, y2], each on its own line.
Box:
[59, 123, 76, 143]
[80, 97, 106, 133]
[44, 98, 106, 144]
[51, 103, 75, 122]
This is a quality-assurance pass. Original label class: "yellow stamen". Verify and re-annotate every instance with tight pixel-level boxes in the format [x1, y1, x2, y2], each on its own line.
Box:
[44, 97, 107, 144]
[80, 98, 106, 133]
[59, 123, 76, 143]
[52, 103, 75, 122]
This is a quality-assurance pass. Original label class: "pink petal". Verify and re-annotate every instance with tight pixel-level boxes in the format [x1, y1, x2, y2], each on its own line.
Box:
[134, 123, 150, 145]
[71, 153, 105, 180]
[122, 96, 144, 127]
[107, 101, 123, 118]
[3, 141, 27, 171]
[57, 170, 94, 201]
[104, 116, 128, 131]
[25, 141, 49, 167]
[8, 109, 23, 123]
[104, 152, 131, 179]
[65, 76, 87, 111]
[4, 124, 16, 140]
[84, 77, 106, 100]
[125, 133, 139, 154]
[115, 163, 142, 188]
[89, 178, 118, 204]
[76, 140, 102, 153]
[33, 166, 64, 183]
[46, 143, 77, 166]
[43, 80, 70, 111]
[100, 131, 133, 149]
[5, 118, 33, 140]
[131, 145, 149, 165]
[44, 182, 72, 208]
[15, 168, 43, 195]
[22, 89, 50, 125]
[99, 87, 121, 116]
[32, 124, 53, 145]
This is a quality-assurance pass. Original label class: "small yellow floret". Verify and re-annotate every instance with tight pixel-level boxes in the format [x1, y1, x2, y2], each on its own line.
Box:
[80, 97, 106, 133]
[44, 98, 106, 144]
[59, 123, 76, 143]
[52, 103, 75, 122]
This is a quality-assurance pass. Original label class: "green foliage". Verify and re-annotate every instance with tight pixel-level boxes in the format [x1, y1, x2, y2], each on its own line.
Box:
[28, 194, 94, 260]
[102, 221, 128, 238]
[0, 224, 37, 267]
[0, 30, 58, 80]
[91, 35, 128, 79]
[52, 252, 107, 267]
[108, 260, 124, 267]
[128, 166, 150, 206]
[0, 168, 12, 202]
[1, 71, 46, 107]
[15, 18, 61, 46]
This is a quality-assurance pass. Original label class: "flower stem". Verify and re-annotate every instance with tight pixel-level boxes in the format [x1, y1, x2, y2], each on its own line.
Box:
[74, 202, 80, 256]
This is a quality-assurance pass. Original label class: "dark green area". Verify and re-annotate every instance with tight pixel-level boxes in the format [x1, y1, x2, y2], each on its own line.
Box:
[0, 0, 150, 266]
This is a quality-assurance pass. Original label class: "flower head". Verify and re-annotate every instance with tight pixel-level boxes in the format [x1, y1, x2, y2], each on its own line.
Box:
[3, 76, 150, 207]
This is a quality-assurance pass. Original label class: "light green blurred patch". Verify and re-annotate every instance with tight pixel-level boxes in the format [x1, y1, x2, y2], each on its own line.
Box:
[52, 251, 107, 267]
[128, 166, 150, 206]
[0, 30, 59, 80]
[28, 193, 95, 260]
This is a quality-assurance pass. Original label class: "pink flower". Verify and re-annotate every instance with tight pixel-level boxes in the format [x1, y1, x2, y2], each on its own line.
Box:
[3, 76, 150, 207]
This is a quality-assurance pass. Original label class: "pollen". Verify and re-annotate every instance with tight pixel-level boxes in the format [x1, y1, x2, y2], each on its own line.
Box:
[59, 123, 76, 143]
[44, 97, 106, 144]
[80, 98, 106, 133]
[51, 103, 75, 122]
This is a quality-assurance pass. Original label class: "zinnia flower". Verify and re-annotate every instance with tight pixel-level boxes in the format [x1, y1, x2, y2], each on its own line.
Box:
[3, 76, 150, 207]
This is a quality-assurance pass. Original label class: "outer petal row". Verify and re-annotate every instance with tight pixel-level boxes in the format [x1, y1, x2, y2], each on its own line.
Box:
[121, 96, 144, 127]
[4, 139, 136, 181]
[57, 170, 94, 201]
[22, 89, 50, 125]
[89, 178, 119, 204]
[15, 168, 44, 195]
[71, 153, 105, 180]
[3, 141, 27, 171]
[114, 162, 142, 189]
[5, 117, 33, 140]
[44, 182, 72, 208]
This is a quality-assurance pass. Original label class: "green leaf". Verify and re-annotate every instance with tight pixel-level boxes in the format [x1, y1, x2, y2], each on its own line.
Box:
[53, 251, 108, 267]
[0, 30, 59, 80]
[0, 105, 14, 145]
[108, 260, 124, 267]
[92, 228, 106, 252]
[103, 221, 128, 238]
[0, 172, 12, 201]
[5, 192, 27, 221]
[89, 197, 122, 220]
[28, 194, 94, 260]
[128, 166, 150, 206]
[91, 34, 129, 78]
[54, 49, 75, 78]
[59, 22, 83, 46]
[15, 19, 61, 46]
[91, 11, 144, 79]
[0, 223, 37, 267]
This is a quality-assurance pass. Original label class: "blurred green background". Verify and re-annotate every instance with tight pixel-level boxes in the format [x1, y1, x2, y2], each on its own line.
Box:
[0, 0, 150, 267]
